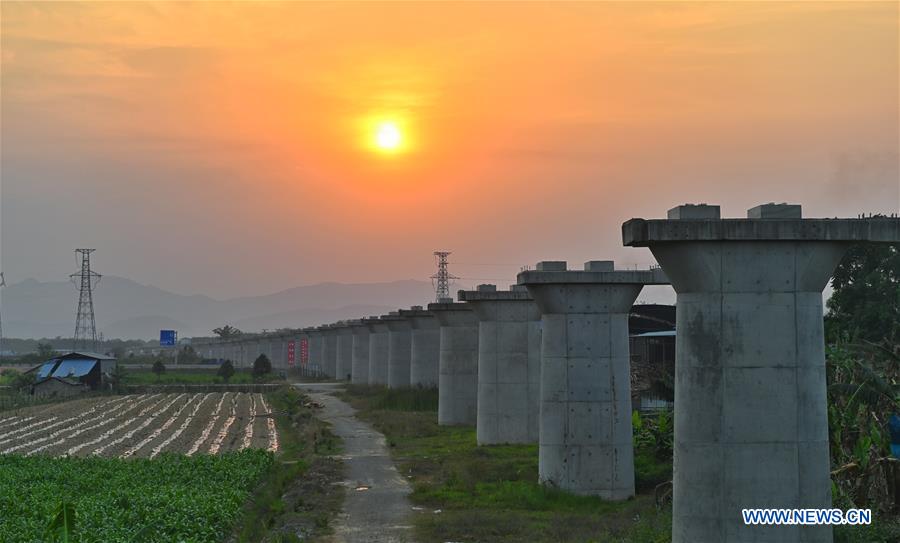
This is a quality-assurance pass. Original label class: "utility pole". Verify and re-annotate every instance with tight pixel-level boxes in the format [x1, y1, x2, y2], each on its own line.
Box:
[431, 251, 458, 303]
[71, 249, 101, 352]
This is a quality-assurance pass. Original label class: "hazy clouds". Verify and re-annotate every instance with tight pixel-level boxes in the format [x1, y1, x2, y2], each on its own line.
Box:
[2, 2, 897, 298]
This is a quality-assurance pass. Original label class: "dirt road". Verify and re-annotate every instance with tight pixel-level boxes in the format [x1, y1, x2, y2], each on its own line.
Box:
[294, 383, 414, 543]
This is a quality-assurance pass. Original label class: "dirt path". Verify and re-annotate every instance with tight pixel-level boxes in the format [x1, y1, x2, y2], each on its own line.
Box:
[294, 383, 414, 543]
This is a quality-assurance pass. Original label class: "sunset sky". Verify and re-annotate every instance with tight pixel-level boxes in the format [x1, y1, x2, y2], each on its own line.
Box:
[2, 1, 898, 300]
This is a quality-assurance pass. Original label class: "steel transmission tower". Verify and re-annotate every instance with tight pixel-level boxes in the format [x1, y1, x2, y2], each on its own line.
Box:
[71, 249, 101, 351]
[431, 251, 458, 303]
[0, 272, 5, 362]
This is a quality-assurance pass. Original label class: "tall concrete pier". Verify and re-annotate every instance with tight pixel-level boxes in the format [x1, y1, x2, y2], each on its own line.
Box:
[335, 324, 354, 381]
[429, 300, 479, 426]
[460, 284, 542, 445]
[349, 321, 371, 385]
[305, 328, 323, 374]
[400, 306, 440, 387]
[364, 317, 390, 385]
[382, 312, 412, 389]
[518, 260, 668, 499]
[269, 336, 286, 369]
[623, 204, 900, 542]
[319, 325, 338, 379]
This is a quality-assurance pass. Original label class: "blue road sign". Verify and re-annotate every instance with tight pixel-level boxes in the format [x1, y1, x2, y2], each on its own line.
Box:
[160, 330, 177, 346]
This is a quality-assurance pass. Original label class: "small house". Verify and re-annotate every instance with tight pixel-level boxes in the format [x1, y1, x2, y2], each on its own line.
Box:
[30, 351, 117, 397]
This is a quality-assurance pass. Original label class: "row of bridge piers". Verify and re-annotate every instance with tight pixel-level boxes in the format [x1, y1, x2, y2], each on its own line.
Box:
[192, 203, 898, 542]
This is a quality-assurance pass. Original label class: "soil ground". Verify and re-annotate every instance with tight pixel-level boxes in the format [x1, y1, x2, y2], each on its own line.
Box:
[295, 383, 415, 543]
[0, 392, 275, 457]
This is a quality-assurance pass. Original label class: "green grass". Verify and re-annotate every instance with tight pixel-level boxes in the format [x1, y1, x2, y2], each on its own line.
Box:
[233, 386, 343, 542]
[0, 450, 273, 543]
[338, 386, 673, 542]
[343, 383, 439, 411]
[123, 370, 276, 385]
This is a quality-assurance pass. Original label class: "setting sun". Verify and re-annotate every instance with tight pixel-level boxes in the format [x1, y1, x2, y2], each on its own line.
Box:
[374, 121, 402, 152]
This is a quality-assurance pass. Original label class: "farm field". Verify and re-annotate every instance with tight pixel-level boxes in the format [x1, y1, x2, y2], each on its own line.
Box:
[0, 392, 278, 457]
[0, 450, 273, 542]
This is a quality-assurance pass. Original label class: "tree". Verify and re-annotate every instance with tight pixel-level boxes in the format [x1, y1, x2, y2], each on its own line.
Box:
[252, 354, 272, 379]
[826, 243, 899, 344]
[212, 325, 242, 338]
[178, 346, 200, 365]
[37, 343, 56, 359]
[151, 359, 166, 381]
[218, 360, 236, 383]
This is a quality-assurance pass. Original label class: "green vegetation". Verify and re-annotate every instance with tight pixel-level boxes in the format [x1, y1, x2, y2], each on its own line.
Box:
[252, 354, 273, 379]
[213, 325, 242, 338]
[122, 369, 280, 385]
[234, 386, 343, 542]
[339, 385, 671, 542]
[151, 359, 166, 379]
[218, 360, 236, 382]
[0, 450, 273, 543]
[826, 243, 899, 345]
[823, 240, 900, 541]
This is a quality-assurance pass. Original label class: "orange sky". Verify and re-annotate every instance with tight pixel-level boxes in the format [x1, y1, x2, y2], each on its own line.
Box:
[2, 1, 898, 299]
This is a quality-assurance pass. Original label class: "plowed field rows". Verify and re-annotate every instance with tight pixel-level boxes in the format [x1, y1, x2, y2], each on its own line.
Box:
[0, 392, 277, 458]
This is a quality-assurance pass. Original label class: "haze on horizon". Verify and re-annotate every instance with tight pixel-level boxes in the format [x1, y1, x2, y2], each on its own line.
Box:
[2, 1, 898, 300]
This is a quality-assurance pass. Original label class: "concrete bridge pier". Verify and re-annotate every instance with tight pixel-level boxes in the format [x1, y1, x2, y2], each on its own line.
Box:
[248, 338, 264, 368]
[364, 317, 390, 385]
[400, 306, 440, 387]
[383, 313, 412, 389]
[305, 328, 324, 376]
[623, 204, 900, 543]
[319, 325, 339, 379]
[460, 284, 542, 445]
[350, 321, 371, 384]
[335, 324, 354, 381]
[518, 260, 668, 499]
[429, 300, 479, 426]
[269, 336, 285, 369]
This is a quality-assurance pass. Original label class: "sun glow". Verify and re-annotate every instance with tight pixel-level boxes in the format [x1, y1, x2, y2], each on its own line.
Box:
[374, 121, 402, 151]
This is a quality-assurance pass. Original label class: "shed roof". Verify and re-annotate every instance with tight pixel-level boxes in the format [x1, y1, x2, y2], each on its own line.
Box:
[35, 360, 60, 380]
[51, 359, 99, 379]
[58, 351, 116, 361]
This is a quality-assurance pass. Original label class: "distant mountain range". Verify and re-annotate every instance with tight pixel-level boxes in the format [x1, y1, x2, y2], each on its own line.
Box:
[0, 276, 435, 340]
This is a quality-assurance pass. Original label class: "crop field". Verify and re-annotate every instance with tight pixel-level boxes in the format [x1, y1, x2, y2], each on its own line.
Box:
[0, 450, 273, 542]
[0, 392, 284, 542]
[0, 392, 278, 457]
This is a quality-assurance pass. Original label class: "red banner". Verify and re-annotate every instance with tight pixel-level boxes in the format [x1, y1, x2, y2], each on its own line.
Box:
[287, 340, 295, 367]
[300, 338, 309, 366]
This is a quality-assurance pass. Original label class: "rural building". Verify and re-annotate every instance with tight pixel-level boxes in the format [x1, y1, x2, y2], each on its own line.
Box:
[627, 304, 676, 412]
[30, 352, 117, 397]
[630, 330, 676, 412]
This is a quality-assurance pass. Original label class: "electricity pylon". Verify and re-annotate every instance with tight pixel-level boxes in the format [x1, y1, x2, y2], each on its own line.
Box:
[71, 249, 101, 351]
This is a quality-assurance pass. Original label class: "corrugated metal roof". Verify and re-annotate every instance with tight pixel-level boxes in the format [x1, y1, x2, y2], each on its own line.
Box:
[59, 351, 116, 361]
[36, 360, 60, 380]
[50, 359, 98, 379]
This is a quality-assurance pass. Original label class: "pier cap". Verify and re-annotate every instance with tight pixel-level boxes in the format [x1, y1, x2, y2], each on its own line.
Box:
[518, 260, 668, 285]
[623, 203, 900, 246]
[458, 286, 534, 302]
